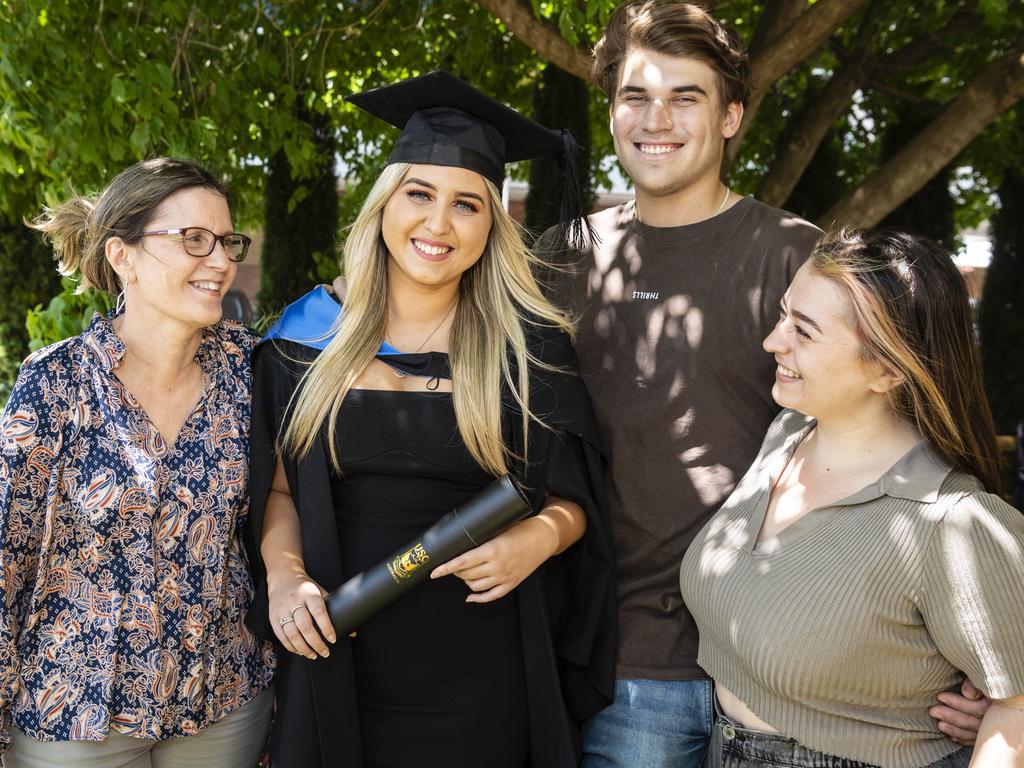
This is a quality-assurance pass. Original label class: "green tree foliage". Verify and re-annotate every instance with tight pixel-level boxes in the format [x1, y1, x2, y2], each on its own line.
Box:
[0, 218, 61, 399]
[258, 104, 339, 316]
[3, 0, 1023, 399]
[25, 278, 114, 355]
[980, 167, 1024, 435]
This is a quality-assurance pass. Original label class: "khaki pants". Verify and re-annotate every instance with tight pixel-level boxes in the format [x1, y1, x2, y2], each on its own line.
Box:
[6, 686, 273, 768]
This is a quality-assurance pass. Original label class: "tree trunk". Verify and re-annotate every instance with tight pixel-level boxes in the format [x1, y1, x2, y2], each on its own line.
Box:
[726, 0, 868, 168]
[751, 0, 869, 90]
[475, 0, 591, 80]
[820, 41, 1024, 229]
[981, 165, 1024, 436]
[257, 104, 339, 319]
[748, 0, 807, 58]
[757, 62, 862, 206]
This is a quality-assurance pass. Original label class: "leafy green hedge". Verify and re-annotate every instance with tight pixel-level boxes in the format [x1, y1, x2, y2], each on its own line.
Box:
[0, 219, 61, 401]
[26, 277, 113, 353]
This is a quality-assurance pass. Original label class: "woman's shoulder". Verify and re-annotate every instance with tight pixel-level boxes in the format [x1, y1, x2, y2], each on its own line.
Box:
[260, 286, 341, 350]
[761, 409, 813, 451]
[522, 320, 577, 370]
[13, 331, 87, 401]
[935, 475, 1024, 534]
[1, 335, 84, 450]
[208, 319, 259, 364]
[211, 319, 259, 348]
[19, 334, 81, 375]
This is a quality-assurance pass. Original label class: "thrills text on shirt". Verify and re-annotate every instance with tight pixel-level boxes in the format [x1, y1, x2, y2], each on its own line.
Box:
[632, 291, 660, 300]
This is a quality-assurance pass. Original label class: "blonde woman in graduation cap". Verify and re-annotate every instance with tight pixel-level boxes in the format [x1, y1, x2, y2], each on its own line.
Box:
[243, 71, 616, 768]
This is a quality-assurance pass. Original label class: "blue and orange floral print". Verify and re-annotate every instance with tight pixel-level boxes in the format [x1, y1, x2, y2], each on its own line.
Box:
[0, 312, 274, 748]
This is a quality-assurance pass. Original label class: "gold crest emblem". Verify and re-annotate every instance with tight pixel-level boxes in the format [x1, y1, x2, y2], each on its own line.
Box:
[386, 543, 430, 583]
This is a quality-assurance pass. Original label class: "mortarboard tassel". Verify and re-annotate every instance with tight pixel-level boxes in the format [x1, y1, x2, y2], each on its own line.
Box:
[555, 129, 599, 254]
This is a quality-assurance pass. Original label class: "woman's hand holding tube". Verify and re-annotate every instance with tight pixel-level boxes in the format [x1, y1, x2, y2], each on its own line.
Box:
[262, 454, 337, 659]
[267, 567, 335, 659]
[430, 494, 585, 603]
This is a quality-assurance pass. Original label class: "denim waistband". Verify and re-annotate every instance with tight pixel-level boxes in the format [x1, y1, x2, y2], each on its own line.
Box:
[708, 699, 971, 768]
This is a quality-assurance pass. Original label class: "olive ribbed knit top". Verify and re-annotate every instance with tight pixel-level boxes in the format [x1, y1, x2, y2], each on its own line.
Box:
[680, 409, 1024, 768]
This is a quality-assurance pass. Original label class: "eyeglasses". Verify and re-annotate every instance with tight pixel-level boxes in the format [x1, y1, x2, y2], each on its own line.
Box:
[141, 227, 252, 263]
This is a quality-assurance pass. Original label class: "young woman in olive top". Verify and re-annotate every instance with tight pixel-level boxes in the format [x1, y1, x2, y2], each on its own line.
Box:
[681, 230, 1024, 768]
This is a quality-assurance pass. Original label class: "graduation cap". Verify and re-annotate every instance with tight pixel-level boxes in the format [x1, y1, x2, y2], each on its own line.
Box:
[347, 70, 593, 250]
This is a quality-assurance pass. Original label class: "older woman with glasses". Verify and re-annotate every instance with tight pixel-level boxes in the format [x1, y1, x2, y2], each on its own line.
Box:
[0, 158, 275, 767]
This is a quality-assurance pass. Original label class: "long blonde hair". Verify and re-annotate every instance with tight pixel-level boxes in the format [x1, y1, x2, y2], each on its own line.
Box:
[281, 163, 574, 476]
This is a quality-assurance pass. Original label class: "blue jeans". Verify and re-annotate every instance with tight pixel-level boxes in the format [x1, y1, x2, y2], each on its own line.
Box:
[581, 678, 713, 768]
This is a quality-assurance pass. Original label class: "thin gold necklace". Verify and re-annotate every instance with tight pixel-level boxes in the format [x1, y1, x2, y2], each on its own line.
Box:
[385, 302, 456, 378]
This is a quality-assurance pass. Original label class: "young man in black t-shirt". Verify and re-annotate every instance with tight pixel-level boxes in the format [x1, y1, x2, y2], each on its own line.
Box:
[536, 3, 991, 766]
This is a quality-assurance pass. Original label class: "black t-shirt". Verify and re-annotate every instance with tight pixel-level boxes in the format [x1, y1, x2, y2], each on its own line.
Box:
[537, 197, 822, 680]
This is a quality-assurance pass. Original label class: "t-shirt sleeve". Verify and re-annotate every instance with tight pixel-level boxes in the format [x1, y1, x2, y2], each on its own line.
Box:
[919, 490, 1024, 700]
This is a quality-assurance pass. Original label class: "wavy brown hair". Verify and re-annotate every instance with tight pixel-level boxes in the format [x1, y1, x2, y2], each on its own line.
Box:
[811, 229, 1004, 494]
[591, 0, 750, 108]
[28, 158, 228, 296]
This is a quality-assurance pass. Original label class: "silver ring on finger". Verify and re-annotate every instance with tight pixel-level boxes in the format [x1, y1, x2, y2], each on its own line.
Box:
[289, 604, 305, 618]
[279, 616, 296, 626]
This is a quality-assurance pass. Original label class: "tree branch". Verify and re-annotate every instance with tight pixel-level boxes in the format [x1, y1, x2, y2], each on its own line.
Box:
[876, 7, 982, 72]
[755, 0, 884, 205]
[475, 0, 592, 80]
[752, 0, 870, 90]
[755, 1, 981, 205]
[756, 62, 862, 206]
[820, 41, 1024, 229]
[726, 0, 869, 169]
[748, 0, 807, 59]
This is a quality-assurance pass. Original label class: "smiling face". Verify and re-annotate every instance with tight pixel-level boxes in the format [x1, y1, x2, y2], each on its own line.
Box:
[381, 164, 493, 294]
[610, 46, 741, 203]
[117, 187, 237, 331]
[763, 264, 896, 423]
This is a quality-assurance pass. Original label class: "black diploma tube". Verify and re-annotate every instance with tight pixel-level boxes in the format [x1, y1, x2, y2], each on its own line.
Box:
[325, 474, 530, 637]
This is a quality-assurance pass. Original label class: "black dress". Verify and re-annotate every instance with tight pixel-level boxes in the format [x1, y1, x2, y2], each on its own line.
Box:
[245, 302, 616, 768]
[331, 388, 528, 767]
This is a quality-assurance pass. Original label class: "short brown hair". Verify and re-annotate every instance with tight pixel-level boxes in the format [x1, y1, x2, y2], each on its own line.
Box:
[592, 1, 750, 107]
[28, 158, 228, 296]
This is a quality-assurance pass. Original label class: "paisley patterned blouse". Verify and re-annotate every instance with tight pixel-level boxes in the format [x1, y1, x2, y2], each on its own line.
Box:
[0, 312, 275, 748]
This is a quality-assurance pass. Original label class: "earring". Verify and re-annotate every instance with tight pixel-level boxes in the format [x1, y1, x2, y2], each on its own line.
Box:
[115, 290, 126, 315]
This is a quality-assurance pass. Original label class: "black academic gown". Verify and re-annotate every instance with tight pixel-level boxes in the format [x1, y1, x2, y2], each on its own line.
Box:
[244, 323, 616, 768]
